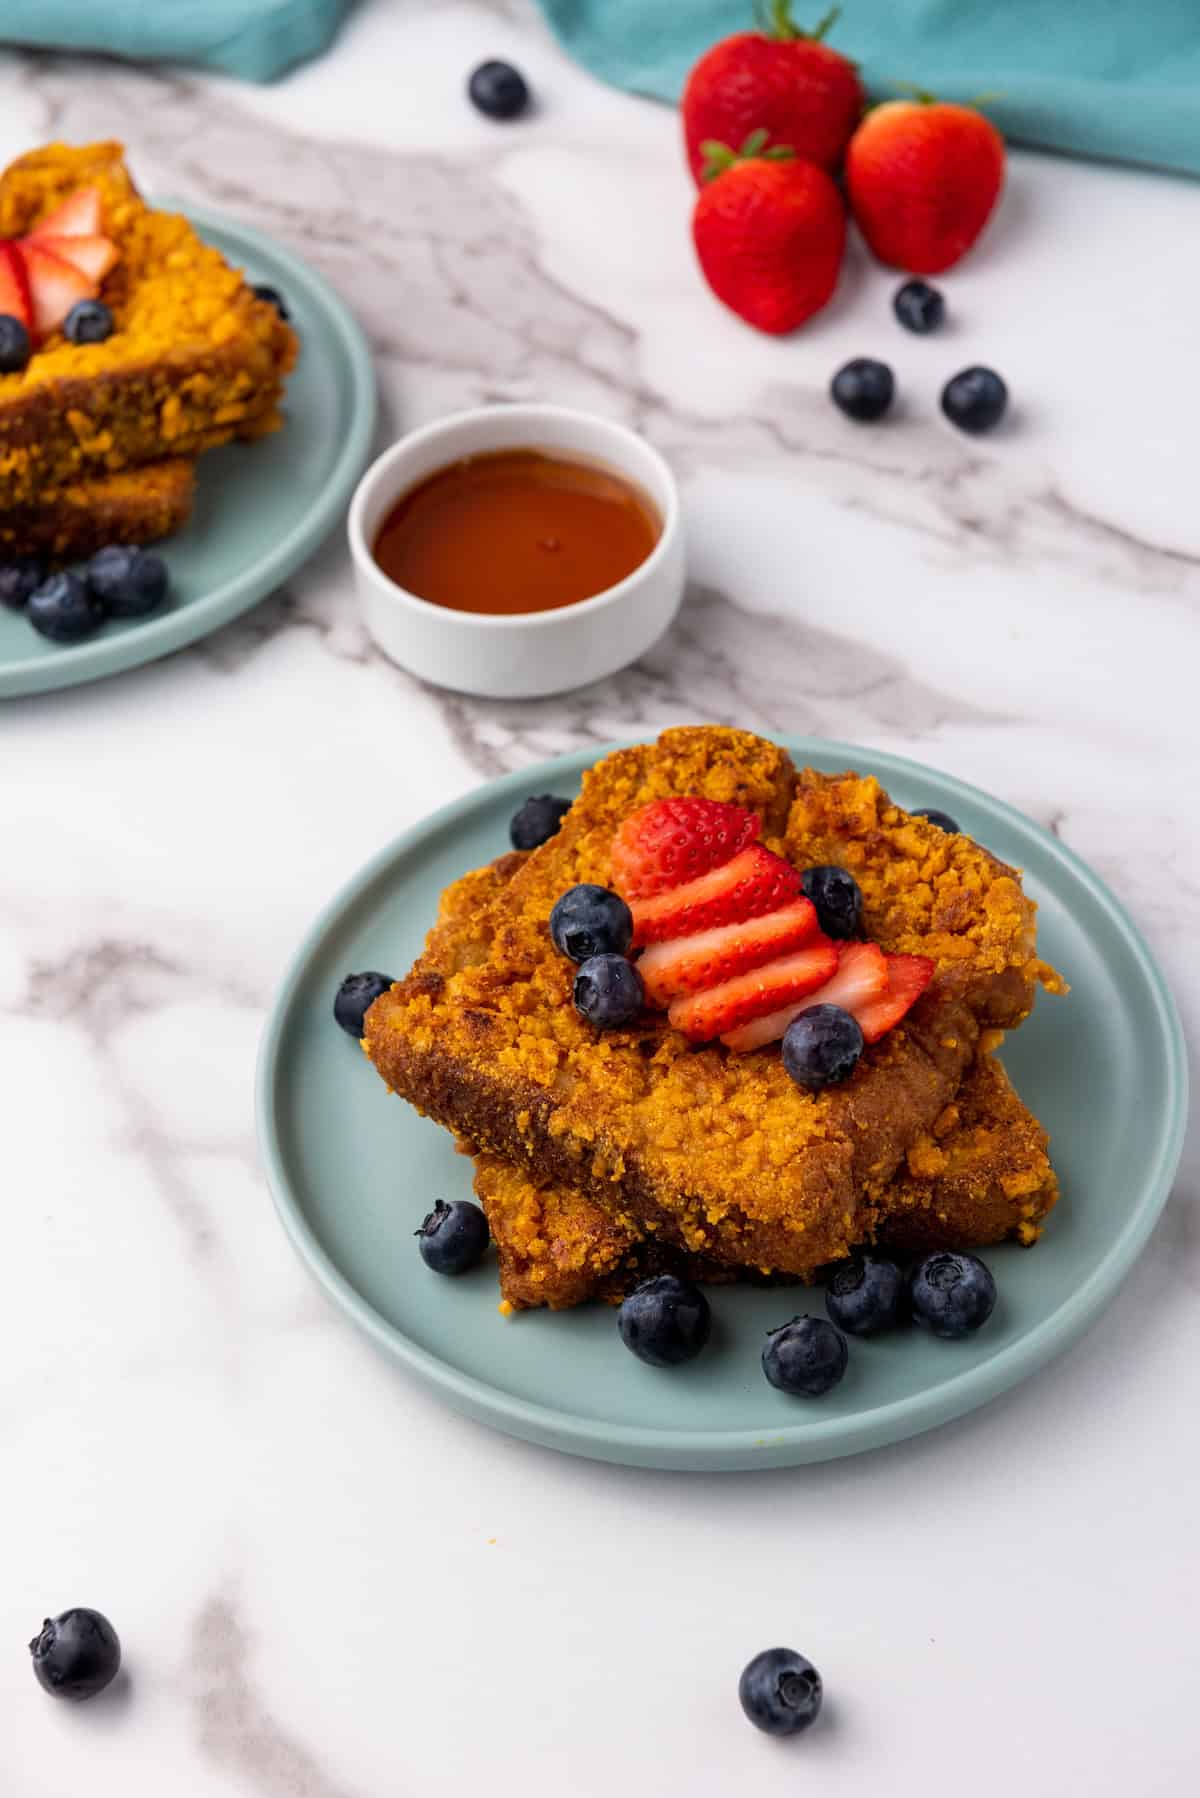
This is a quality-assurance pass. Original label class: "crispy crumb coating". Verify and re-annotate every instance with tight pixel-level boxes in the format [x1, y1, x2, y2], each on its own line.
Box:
[0, 457, 195, 560]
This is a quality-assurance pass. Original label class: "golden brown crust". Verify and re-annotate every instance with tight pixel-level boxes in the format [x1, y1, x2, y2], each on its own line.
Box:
[0, 457, 195, 560]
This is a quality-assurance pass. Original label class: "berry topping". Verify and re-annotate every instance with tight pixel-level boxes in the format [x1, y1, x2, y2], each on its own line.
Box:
[831, 356, 895, 422]
[333, 971, 394, 1038]
[0, 243, 33, 334]
[781, 1002, 864, 1089]
[851, 951, 934, 1043]
[825, 1253, 906, 1335]
[630, 843, 805, 946]
[549, 885, 634, 963]
[30, 1608, 120, 1702]
[912, 805, 960, 833]
[611, 796, 761, 900]
[0, 188, 120, 342]
[893, 277, 945, 333]
[509, 792, 572, 851]
[63, 298, 114, 344]
[762, 1315, 847, 1396]
[0, 312, 31, 373]
[20, 241, 95, 339]
[910, 1250, 996, 1338]
[27, 571, 102, 644]
[720, 938, 887, 1052]
[416, 1198, 490, 1275]
[0, 557, 43, 609]
[36, 235, 117, 284]
[738, 1646, 824, 1738]
[86, 545, 169, 618]
[941, 366, 1008, 435]
[637, 897, 818, 1006]
[32, 186, 103, 238]
[573, 953, 645, 1030]
[468, 60, 531, 120]
[799, 863, 863, 939]
[667, 935, 838, 1042]
[617, 1273, 711, 1366]
[252, 283, 291, 319]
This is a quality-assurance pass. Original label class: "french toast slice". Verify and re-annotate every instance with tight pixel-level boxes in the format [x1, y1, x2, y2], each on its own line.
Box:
[365, 729, 1057, 1276]
[0, 143, 297, 509]
[0, 457, 195, 561]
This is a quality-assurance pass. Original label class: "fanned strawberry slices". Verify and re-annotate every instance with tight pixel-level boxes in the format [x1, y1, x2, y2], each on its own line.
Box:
[0, 185, 118, 344]
[609, 795, 934, 1053]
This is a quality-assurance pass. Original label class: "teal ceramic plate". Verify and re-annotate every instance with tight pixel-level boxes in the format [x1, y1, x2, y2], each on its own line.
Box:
[257, 741, 1187, 1471]
[0, 202, 375, 699]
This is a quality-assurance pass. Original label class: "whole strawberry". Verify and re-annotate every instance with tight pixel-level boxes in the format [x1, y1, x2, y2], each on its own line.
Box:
[682, 3, 863, 187]
[692, 132, 845, 334]
[846, 98, 1005, 274]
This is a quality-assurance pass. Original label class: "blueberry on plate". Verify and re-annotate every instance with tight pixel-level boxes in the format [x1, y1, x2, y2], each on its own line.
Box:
[800, 864, 862, 940]
[912, 806, 959, 834]
[831, 357, 895, 422]
[467, 59, 530, 120]
[573, 953, 644, 1029]
[893, 278, 944, 334]
[30, 1608, 121, 1702]
[252, 283, 290, 320]
[941, 365, 1007, 435]
[27, 571, 103, 644]
[509, 793, 571, 851]
[910, 1250, 996, 1338]
[762, 1315, 848, 1396]
[739, 1646, 823, 1737]
[617, 1273, 711, 1366]
[0, 557, 44, 610]
[87, 545, 169, 619]
[333, 970, 394, 1037]
[781, 1004, 864, 1091]
[0, 312, 31, 373]
[825, 1253, 906, 1335]
[549, 884, 633, 962]
[63, 299, 114, 345]
[416, 1199, 490, 1275]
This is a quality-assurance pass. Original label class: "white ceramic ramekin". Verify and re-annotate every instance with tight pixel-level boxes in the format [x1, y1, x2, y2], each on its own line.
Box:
[347, 404, 685, 699]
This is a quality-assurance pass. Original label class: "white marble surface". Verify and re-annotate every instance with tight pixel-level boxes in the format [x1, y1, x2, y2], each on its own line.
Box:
[2, 3, 1198, 1793]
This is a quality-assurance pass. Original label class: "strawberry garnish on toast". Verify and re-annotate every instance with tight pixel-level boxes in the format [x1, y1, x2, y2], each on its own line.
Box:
[19, 242, 95, 339]
[629, 844, 805, 947]
[638, 897, 818, 1005]
[851, 953, 934, 1043]
[32, 234, 118, 284]
[721, 939, 888, 1051]
[668, 937, 838, 1041]
[0, 242, 33, 332]
[29, 186, 104, 240]
[0, 186, 119, 345]
[612, 796, 760, 900]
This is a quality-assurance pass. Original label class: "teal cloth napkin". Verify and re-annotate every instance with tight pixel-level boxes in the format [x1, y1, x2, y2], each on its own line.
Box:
[538, 0, 1200, 178]
[0, 0, 351, 81]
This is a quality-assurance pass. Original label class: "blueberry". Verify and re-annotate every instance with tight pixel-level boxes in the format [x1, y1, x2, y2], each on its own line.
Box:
[617, 1273, 710, 1366]
[27, 571, 103, 643]
[253, 283, 290, 320]
[893, 278, 945, 334]
[738, 1647, 823, 1737]
[800, 864, 862, 940]
[910, 1250, 996, 1338]
[763, 1315, 847, 1396]
[509, 793, 571, 851]
[87, 545, 169, 619]
[549, 884, 633, 962]
[0, 557, 44, 609]
[831, 357, 895, 422]
[912, 806, 959, 834]
[0, 312, 31, 373]
[574, 953, 644, 1029]
[467, 59, 530, 120]
[941, 365, 1007, 435]
[781, 1004, 863, 1091]
[63, 300, 114, 345]
[825, 1253, 906, 1335]
[30, 1609, 121, 1702]
[416, 1198, 490, 1275]
[333, 970, 394, 1037]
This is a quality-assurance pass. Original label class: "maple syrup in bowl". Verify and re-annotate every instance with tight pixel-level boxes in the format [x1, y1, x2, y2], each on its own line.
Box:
[348, 405, 685, 699]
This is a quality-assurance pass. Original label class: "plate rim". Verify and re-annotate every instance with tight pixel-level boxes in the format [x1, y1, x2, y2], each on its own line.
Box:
[256, 737, 1189, 1470]
[0, 199, 377, 700]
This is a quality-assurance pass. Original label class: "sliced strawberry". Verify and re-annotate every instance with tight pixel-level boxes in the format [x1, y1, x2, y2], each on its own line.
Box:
[611, 797, 760, 901]
[852, 954, 935, 1044]
[29, 186, 103, 240]
[0, 241, 33, 332]
[721, 941, 889, 1052]
[668, 937, 838, 1043]
[19, 241, 96, 338]
[29, 233, 117, 284]
[631, 844, 804, 946]
[638, 897, 819, 1006]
